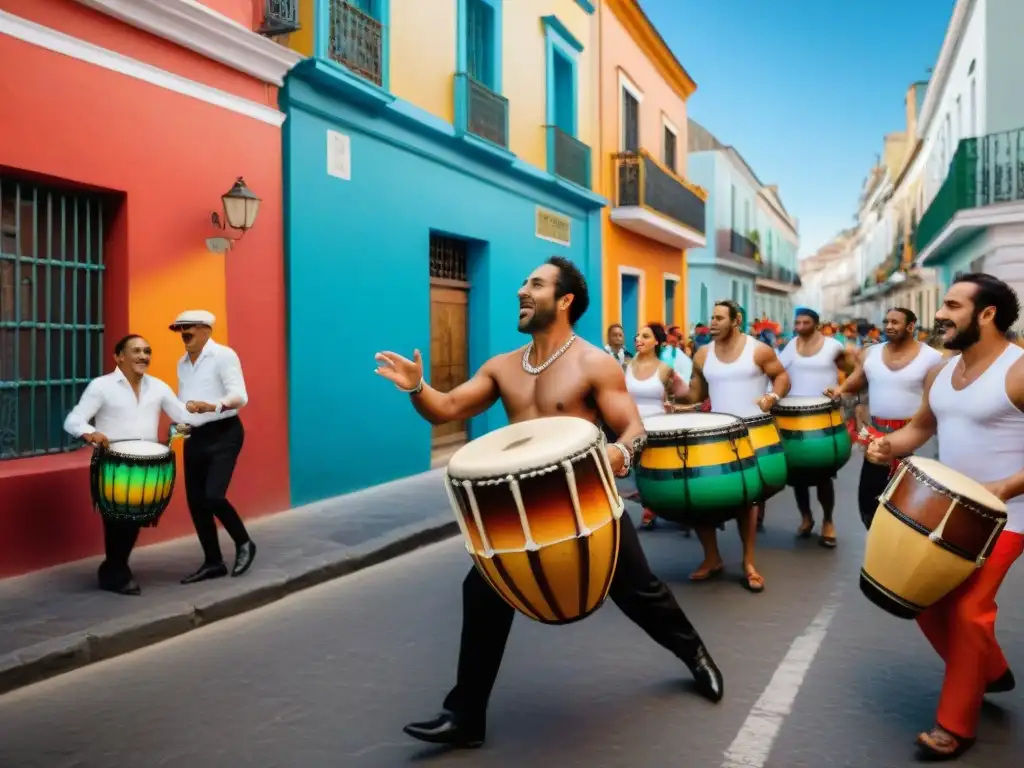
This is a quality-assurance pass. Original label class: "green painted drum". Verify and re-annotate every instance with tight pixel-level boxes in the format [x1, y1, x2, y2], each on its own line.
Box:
[773, 396, 852, 487]
[742, 413, 788, 501]
[635, 412, 763, 526]
[89, 440, 177, 526]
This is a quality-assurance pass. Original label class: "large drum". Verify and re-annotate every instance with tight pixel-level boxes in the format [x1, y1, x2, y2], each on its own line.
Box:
[773, 396, 852, 486]
[861, 456, 1007, 619]
[742, 413, 788, 501]
[635, 412, 763, 526]
[90, 440, 177, 526]
[444, 417, 623, 625]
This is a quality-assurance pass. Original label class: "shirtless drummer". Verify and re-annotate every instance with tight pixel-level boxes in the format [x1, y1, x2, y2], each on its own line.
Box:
[826, 307, 942, 529]
[375, 257, 723, 749]
[669, 300, 790, 593]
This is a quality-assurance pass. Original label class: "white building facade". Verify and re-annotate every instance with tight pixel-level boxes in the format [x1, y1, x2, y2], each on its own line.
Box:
[914, 0, 1024, 331]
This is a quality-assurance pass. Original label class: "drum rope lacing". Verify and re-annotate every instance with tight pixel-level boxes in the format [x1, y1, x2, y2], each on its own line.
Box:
[522, 334, 577, 375]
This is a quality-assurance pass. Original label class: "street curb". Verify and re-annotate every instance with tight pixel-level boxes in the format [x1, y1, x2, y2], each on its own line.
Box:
[0, 516, 459, 697]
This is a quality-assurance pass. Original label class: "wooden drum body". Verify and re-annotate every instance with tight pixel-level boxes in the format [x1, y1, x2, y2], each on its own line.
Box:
[445, 417, 624, 625]
[90, 440, 177, 526]
[635, 412, 763, 526]
[742, 413, 788, 501]
[861, 457, 1008, 619]
[773, 396, 852, 486]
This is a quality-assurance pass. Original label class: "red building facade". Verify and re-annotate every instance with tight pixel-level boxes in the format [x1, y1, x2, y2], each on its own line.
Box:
[0, 0, 300, 576]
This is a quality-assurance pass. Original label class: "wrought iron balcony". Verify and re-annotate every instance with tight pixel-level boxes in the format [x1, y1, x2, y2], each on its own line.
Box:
[546, 126, 591, 189]
[328, 0, 383, 86]
[755, 262, 800, 292]
[610, 150, 706, 249]
[260, 0, 300, 35]
[729, 229, 759, 261]
[917, 127, 1024, 259]
[454, 73, 509, 149]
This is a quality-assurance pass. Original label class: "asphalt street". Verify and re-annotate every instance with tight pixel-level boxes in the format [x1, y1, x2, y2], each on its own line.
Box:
[0, 455, 1021, 768]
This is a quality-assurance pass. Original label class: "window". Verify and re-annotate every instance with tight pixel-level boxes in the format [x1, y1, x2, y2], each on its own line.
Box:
[945, 112, 952, 160]
[699, 283, 708, 324]
[744, 200, 750, 233]
[731, 279, 739, 302]
[662, 118, 678, 172]
[730, 185, 737, 230]
[742, 283, 749, 315]
[1, 176, 108, 460]
[955, 95, 962, 147]
[328, 0, 389, 87]
[465, 0, 497, 89]
[664, 276, 678, 324]
[619, 73, 642, 152]
[544, 16, 586, 186]
[969, 78, 977, 136]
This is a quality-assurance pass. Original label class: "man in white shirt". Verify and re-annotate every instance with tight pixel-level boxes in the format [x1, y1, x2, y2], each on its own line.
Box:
[661, 325, 694, 383]
[64, 334, 193, 595]
[170, 310, 256, 584]
[778, 307, 851, 547]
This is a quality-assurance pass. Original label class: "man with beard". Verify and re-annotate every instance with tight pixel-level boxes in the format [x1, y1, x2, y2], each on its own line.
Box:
[867, 274, 1024, 760]
[64, 335, 194, 595]
[778, 307, 851, 546]
[170, 310, 257, 584]
[375, 257, 722, 749]
[670, 300, 790, 592]
[827, 307, 942, 529]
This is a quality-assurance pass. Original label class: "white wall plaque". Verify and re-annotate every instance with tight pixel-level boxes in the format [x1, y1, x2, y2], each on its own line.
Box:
[327, 130, 351, 180]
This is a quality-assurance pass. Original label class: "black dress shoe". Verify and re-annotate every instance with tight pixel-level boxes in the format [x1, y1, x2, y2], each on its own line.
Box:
[986, 668, 1015, 694]
[684, 645, 724, 703]
[402, 712, 484, 748]
[232, 541, 256, 577]
[100, 579, 141, 596]
[181, 562, 228, 585]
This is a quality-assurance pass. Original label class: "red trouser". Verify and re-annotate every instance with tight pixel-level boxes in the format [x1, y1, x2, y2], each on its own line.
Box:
[916, 530, 1024, 738]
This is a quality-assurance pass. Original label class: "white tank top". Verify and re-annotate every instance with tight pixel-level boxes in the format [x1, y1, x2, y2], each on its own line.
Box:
[863, 342, 943, 420]
[930, 345, 1024, 533]
[626, 363, 666, 417]
[703, 336, 768, 418]
[780, 336, 844, 397]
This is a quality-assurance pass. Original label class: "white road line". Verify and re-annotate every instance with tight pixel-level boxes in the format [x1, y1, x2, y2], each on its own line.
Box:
[721, 590, 842, 768]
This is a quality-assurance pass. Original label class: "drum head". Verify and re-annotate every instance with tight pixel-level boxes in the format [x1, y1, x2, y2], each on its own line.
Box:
[776, 396, 832, 409]
[108, 440, 171, 458]
[905, 457, 1008, 512]
[643, 412, 739, 435]
[447, 417, 599, 480]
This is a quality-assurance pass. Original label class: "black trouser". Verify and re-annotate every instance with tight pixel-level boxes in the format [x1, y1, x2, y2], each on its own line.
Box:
[184, 416, 249, 564]
[858, 459, 894, 530]
[441, 511, 704, 725]
[791, 480, 836, 523]
[97, 517, 141, 588]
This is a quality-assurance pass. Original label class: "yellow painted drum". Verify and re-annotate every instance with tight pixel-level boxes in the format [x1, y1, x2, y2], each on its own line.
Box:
[861, 457, 1007, 619]
[773, 396, 852, 486]
[89, 440, 177, 526]
[635, 412, 763, 526]
[444, 417, 623, 625]
[741, 413, 788, 501]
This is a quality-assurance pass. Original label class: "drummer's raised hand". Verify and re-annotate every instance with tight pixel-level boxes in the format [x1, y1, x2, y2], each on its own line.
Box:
[866, 437, 892, 465]
[823, 386, 841, 400]
[83, 432, 110, 449]
[375, 350, 424, 391]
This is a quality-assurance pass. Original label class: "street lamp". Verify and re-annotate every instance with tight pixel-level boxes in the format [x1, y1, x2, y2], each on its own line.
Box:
[211, 177, 261, 237]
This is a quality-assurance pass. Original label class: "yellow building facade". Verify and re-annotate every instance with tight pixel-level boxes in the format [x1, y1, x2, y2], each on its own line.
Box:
[597, 0, 706, 344]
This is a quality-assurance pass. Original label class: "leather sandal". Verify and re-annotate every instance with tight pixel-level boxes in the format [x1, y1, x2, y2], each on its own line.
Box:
[916, 726, 975, 761]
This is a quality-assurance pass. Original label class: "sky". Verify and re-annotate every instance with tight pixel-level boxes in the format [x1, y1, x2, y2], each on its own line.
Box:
[640, 0, 956, 258]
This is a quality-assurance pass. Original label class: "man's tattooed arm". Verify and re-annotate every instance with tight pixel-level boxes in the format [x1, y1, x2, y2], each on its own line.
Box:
[628, 433, 648, 460]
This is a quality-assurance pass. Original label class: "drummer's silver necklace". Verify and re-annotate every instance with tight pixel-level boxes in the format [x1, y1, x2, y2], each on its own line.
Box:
[523, 334, 577, 375]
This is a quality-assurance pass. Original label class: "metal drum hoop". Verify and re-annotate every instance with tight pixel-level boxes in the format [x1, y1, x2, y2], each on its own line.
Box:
[772, 401, 837, 416]
[742, 413, 775, 428]
[644, 421, 747, 447]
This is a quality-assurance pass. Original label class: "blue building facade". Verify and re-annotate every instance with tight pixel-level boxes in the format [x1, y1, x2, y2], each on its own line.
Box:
[281, 55, 605, 505]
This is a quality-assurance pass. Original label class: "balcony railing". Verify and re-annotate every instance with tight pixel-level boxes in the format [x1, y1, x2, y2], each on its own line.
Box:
[613, 150, 706, 235]
[454, 73, 509, 149]
[917, 127, 1024, 255]
[546, 126, 591, 189]
[328, 0, 383, 86]
[757, 263, 800, 287]
[729, 229, 759, 261]
[260, 0, 300, 35]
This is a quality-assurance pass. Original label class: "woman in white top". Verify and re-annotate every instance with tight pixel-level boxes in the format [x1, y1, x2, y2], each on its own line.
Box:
[625, 323, 681, 530]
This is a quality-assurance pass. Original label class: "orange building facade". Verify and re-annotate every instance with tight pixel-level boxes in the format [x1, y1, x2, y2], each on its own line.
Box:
[0, 0, 300, 576]
[597, 0, 707, 345]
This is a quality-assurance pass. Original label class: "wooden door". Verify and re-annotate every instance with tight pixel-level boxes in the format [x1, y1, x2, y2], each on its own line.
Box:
[430, 283, 469, 450]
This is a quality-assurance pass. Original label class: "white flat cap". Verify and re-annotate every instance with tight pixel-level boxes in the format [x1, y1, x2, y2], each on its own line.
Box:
[169, 310, 216, 329]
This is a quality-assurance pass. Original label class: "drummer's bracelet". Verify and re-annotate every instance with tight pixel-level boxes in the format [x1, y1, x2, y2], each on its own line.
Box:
[399, 378, 425, 395]
[610, 442, 631, 474]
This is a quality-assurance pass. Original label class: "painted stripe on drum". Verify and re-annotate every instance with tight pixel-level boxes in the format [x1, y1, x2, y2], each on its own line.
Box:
[490, 555, 546, 622]
[721, 588, 842, 768]
[646, 431, 748, 447]
[634, 457, 758, 480]
[576, 536, 590, 617]
[777, 425, 844, 441]
[527, 550, 566, 622]
[597, 519, 621, 612]
[753, 442, 786, 456]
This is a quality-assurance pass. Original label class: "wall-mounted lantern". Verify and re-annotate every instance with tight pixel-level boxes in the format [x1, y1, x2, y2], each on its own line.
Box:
[207, 177, 261, 253]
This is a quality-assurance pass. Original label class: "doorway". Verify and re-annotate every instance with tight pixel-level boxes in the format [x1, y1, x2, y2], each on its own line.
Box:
[620, 272, 640, 350]
[429, 233, 470, 466]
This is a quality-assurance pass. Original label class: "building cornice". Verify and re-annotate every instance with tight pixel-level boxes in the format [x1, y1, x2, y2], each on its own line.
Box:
[605, 0, 696, 101]
[756, 188, 798, 239]
[917, 0, 975, 137]
[74, 0, 302, 86]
